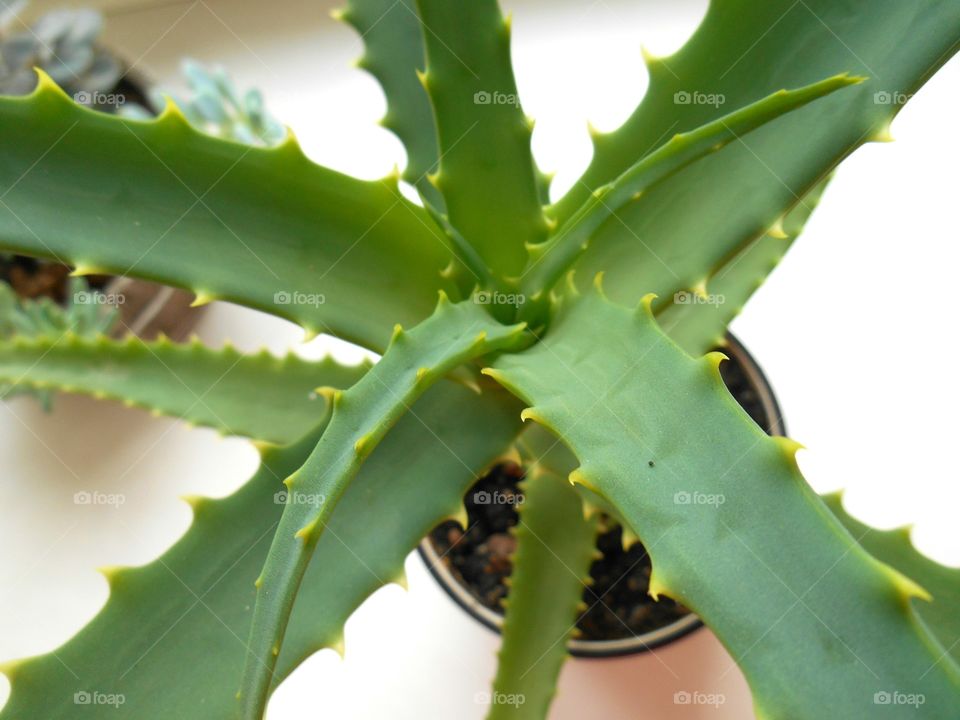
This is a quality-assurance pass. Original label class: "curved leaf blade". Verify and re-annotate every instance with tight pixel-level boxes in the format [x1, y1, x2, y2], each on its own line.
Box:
[0, 381, 523, 719]
[239, 298, 527, 718]
[335, 0, 443, 207]
[487, 467, 596, 720]
[824, 493, 960, 668]
[551, 0, 960, 314]
[0, 73, 452, 351]
[486, 289, 960, 719]
[0, 333, 368, 444]
[522, 76, 859, 300]
[415, 0, 547, 277]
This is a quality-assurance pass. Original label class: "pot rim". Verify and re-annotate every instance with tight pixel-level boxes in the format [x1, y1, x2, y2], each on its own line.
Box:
[418, 332, 785, 658]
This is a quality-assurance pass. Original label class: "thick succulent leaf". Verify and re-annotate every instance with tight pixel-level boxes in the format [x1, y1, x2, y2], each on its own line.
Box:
[550, 0, 960, 309]
[485, 288, 960, 719]
[335, 0, 442, 207]
[0, 72, 452, 351]
[0, 278, 118, 408]
[415, 0, 547, 277]
[522, 76, 858, 301]
[823, 493, 960, 668]
[0, 333, 368, 443]
[488, 468, 596, 720]
[0, 380, 523, 719]
[240, 297, 527, 718]
[657, 177, 831, 355]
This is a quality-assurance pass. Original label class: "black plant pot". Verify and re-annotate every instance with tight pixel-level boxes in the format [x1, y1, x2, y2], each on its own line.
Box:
[419, 333, 785, 658]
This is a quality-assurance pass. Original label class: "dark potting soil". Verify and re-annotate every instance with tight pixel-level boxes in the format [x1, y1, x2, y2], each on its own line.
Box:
[0, 255, 109, 303]
[427, 344, 774, 642]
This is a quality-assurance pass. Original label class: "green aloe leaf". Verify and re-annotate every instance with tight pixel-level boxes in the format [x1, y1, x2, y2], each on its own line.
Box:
[550, 0, 960, 313]
[0, 73, 452, 352]
[487, 467, 596, 720]
[415, 0, 547, 277]
[239, 297, 527, 718]
[522, 76, 859, 304]
[824, 493, 960, 668]
[334, 0, 442, 207]
[0, 380, 523, 719]
[0, 333, 369, 443]
[657, 177, 831, 355]
[485, 287, 960, 719]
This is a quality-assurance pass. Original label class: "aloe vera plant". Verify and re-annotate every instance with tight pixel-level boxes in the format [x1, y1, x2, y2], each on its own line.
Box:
[0, 1, 958, 718]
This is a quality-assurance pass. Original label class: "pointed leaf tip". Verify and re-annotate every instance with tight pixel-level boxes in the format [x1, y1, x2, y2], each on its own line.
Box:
[638, 292, 658, 317]
[592, 271, 606, 295]
[767, 218, 789, 239]
[190, 292, 216, 308]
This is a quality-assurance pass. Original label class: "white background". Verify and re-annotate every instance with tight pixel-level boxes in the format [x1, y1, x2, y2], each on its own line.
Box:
[1, 0, 958, 717]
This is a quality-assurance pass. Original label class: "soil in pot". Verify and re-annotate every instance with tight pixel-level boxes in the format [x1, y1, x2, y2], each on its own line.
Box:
[427, 343, 776, 644]
[0, 254, 109, 302]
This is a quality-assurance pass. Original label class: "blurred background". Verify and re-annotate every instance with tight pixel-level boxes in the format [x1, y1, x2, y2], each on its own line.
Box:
[1, 0, 958, 717]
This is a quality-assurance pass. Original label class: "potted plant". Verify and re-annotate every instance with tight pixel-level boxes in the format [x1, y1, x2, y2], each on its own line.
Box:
[0, 0, 958, 718]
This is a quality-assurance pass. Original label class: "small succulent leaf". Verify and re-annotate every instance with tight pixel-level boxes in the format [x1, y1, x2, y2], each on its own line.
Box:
[0, 332, 369, 443]
[486, 290, 960, 719]
[0, 380, 523, 719]
[0, 278, 117, 407]
[549, 0, 960, 313]
[239, 299, 528, 719]
[488, 468, 597, 720]
[823, 493, 960, 667]
[415, 0, 548, 277]
[0, 7, 121, 96]
[523, 76, 859, 300]
[335, 0, 443, 207]
[657, 177, 831, 355]
[0, 72, 453, 352]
